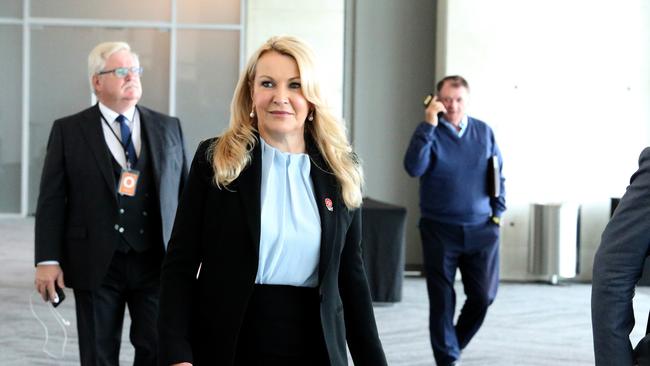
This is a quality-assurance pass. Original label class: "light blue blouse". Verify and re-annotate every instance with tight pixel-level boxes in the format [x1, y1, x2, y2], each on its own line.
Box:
[255, 138, 321, 287]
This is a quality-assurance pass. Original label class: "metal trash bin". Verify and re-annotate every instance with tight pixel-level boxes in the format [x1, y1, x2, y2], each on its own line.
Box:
[528, 202, 579, 284]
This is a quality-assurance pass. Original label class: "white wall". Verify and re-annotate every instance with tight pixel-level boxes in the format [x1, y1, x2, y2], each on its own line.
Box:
[246, 0, 344, 118]
[438, 0, 650, 281]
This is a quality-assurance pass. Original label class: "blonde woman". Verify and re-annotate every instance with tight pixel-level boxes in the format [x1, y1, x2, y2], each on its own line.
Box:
[158, 36, 387, 366]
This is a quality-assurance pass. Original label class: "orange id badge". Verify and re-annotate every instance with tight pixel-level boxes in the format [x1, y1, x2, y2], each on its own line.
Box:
[118, 169, 140, 196]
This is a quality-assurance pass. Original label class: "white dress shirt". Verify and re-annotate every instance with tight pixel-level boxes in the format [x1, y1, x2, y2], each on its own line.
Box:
[99, 102, 141, 169]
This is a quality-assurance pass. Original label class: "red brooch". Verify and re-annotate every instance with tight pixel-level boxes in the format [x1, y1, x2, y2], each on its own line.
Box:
[324, 198, 334, 212]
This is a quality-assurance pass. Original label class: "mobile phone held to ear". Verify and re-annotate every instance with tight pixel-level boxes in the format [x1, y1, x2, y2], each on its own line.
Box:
[424, 94, 445, 119]
[48, 284, 66, 308]
[423, 93, 434, 108]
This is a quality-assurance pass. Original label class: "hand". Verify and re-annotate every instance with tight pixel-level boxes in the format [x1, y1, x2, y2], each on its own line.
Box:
[424, 95, 446, 126]
[35, 264, 65, 302]
[490, 216, 501, 227]
[171, 363, 192, 366]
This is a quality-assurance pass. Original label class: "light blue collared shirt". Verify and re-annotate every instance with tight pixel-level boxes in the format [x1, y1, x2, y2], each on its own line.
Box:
[440, 114, 469, 137]
[255, 138, 321, 287]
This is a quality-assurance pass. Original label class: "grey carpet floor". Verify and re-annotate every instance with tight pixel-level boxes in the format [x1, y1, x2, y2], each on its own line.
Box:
[2, 218, 649, 365]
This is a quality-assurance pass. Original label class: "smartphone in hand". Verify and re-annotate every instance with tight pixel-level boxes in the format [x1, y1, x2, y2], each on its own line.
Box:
[47, 284, 66, 308]
[423, 93, 434, 108]
[424, 93, 445, 120]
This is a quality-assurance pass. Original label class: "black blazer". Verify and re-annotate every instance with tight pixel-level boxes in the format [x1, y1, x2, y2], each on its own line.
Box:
[34, 104, 188, 290]
[158, 138, 387, 366]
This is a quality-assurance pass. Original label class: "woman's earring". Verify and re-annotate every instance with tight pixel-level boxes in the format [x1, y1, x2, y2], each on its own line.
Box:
[308, 110, 314, 121]
[250, 109, 255, 118]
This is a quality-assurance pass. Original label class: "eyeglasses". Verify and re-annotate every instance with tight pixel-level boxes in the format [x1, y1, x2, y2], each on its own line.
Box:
[97, 67, 143, 78]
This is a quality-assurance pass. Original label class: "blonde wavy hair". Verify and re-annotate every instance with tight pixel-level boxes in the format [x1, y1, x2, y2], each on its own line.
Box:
[210, 35, 363, 209]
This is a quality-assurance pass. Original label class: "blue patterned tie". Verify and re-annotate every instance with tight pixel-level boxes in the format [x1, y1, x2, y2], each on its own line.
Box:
[116, 114, 138, 167]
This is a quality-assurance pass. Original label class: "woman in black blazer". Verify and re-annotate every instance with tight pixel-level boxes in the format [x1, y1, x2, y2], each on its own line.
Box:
[158, 36, 387, 366]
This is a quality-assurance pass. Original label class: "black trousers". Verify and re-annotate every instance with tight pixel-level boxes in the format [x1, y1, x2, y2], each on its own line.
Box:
[234, 284, 330, 366]
[73, 247, 163, 366]
[419, 218, 500, 366]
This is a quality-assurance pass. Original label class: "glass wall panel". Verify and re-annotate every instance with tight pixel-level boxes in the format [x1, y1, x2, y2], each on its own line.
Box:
[31, 0, 171, 21]
[176, 30, 240, 157]
[178, 0, 240, 24]
[0, 0, 22, 17]
[0, 26, 22, 213]
[29, 26, 170, 213]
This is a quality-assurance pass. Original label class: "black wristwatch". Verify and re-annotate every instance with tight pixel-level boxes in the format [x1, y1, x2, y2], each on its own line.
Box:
[490, 216, 501, 226]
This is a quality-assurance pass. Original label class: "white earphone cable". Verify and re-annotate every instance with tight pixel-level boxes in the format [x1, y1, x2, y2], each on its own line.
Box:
[29, 290, 70, 359]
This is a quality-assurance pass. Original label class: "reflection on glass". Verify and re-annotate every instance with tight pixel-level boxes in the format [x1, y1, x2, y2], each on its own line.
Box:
[177, 0, 240, 24]
[28, 26, 170, 213]
[0, 26, 22, 213]
[31, 0, 171, 21]
[176, 30, 240, 157]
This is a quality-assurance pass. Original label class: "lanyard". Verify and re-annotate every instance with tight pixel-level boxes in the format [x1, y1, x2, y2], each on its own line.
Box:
[99, 112, 136, 165]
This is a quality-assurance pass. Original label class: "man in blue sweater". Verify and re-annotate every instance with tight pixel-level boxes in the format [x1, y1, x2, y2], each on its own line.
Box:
[404, 75, 506, 366]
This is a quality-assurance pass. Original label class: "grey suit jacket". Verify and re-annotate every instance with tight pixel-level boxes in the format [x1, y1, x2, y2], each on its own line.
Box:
[592, 147, 650, 365]
[34, 104, 188, 290]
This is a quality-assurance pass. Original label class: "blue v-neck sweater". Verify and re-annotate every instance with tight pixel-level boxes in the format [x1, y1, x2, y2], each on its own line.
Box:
[404, 117, 506, 225]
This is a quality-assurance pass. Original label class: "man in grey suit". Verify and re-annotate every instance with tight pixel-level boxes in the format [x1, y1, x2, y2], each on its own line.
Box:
[33, 41, 188, 365]
[592, 147, 650, 365]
